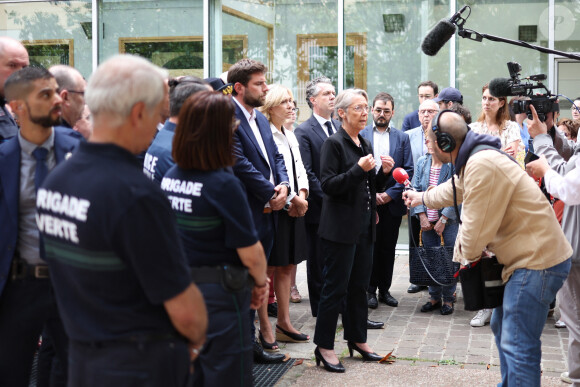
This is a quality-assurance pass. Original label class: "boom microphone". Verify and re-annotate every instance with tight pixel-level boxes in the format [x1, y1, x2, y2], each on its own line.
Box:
[392, 168, 415, 191]
[421, 6, 469, 56]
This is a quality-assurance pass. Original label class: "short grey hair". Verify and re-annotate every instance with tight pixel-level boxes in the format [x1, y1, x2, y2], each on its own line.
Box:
[305, 76, 332, 109]
[49, 65, 83, 92]
[334, 88, 368, 122]
[85, 54, 168, 127]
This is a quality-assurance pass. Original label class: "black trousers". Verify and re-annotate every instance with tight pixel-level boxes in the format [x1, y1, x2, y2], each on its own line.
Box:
[368, 206, 402, 294]
[69, 338, 191, 387]
[313, 229, 373, 349]
[193, 284, 252, 387]
[0, 277, 68, 387]
[305, 222, 324, 317]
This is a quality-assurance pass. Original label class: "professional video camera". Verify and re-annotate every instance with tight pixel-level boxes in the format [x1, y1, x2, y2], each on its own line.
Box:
[489, 62, 559, 122]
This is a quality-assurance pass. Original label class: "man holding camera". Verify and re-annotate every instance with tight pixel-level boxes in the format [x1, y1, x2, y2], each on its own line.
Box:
[527, 104, 580, 387]
[403, 110, 572, 387]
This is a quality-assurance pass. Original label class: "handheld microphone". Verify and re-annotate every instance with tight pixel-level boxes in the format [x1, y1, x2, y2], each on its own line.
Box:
[421, 5, 469, 56]
[392, 168, 415, 191]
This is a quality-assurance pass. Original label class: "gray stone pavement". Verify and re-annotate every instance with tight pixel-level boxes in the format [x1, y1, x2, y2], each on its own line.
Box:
[260, 252, 571, 386]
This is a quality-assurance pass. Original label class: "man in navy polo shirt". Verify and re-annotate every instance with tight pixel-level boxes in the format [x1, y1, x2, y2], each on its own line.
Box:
[36, 54, 208, 386]
[143, 77, 210, 183]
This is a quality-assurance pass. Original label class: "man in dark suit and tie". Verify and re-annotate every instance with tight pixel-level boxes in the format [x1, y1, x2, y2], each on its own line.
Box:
[401, 81, 438, 132]
[228, 59, 289, 364]
[361, 92, 413, 308]
[0, 67, 79, 386]
[0, 37, 29, 144]
[294, 76, 340, 317]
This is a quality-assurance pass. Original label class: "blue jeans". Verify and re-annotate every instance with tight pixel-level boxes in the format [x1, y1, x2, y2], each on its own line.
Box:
[423, 223, 458, 303]
[491, 258, 571, 387]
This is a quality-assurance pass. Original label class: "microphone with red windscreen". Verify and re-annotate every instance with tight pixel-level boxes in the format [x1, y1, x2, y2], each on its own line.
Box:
[392, 168, 415, 191]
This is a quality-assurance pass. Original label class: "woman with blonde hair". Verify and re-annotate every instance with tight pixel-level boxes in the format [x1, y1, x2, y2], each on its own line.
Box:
[257, 84, 310, 351]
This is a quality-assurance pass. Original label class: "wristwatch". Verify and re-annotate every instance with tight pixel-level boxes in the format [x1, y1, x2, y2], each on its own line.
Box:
[280, 181, 291, 196]
[440, 217, 447, 224]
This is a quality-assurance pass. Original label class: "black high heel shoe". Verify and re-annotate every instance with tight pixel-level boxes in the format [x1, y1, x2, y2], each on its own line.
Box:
[314, 346, 345, 373]
[347, 342, 383, 361]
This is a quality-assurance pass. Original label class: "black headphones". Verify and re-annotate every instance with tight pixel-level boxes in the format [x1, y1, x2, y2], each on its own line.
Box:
[431, 109, 467, 153]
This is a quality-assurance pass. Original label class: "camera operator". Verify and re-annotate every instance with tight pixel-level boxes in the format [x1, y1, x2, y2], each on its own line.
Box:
[403, 110, 572, 387]
[527, 104, 580, 386]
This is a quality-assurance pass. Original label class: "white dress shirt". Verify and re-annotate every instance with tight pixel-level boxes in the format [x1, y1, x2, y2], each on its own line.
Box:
[372, 125, 390, 171]
[313, 113, 336, 137]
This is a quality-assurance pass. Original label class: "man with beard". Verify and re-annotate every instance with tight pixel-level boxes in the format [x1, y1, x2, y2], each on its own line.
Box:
[228, 59, 288, 364]
[361, 92, 413, 309]
[0, 67, 78, 386]
[0, 37, 29, 143]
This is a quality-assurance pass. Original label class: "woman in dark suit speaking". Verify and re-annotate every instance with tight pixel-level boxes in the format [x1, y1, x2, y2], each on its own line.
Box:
[313, 88, 395, 373]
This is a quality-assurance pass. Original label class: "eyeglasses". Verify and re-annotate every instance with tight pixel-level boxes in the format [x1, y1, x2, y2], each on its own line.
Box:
[350, 105, 370, 113]
[419, 109, 438, 115]
[373, 108, 391, 116]
[68, 90, 85, 96]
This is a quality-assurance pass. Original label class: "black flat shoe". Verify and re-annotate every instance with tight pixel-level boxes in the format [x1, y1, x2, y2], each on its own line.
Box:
[367, 292, 378, 309]
[275, 324, 309, 343]
[314, 346, 345, 373]
[420, 300, 442, 313]
[347, 341, 383, 361]
[253, 339, 285, 364]
[366, 319, 384, 329]
[259, 330, 280, 352]
[440, 303, 454, 315]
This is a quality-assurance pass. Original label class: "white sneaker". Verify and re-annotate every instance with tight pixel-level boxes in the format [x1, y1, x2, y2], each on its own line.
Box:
[555, 319, 567, 328]
[470, 309, 492, 327]
[560, 371, 572, 384]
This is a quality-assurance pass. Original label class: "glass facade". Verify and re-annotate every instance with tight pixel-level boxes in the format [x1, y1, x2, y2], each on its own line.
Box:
[1, 0, 578, 245]
[2, 0, 577, 124]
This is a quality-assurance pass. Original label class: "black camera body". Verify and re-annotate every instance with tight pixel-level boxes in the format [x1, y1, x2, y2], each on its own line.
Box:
[490, 62, 559, 122]
[511, 94, 558, 122]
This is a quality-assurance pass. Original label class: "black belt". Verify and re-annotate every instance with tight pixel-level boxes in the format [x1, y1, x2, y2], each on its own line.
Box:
[10, 257, 49, 280]
[191, 265, 254, 292]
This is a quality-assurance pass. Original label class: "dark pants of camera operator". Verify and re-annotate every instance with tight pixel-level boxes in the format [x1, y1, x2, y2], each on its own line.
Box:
[314, 210, 373, 349]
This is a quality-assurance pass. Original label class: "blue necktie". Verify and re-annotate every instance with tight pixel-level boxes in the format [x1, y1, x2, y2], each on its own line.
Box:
[32, 147, 48, 191]
[32, 147, 49, 260]
[324, 121, 333, 137]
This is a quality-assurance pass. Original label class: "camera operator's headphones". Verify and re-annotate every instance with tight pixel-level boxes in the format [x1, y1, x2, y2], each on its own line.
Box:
[431, 109, 469, 153]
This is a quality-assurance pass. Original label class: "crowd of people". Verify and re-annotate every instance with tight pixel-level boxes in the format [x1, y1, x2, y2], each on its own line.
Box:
[0, 33, 578, 387]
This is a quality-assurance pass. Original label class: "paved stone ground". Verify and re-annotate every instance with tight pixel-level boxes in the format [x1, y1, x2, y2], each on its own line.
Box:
[260, 252, 571, 386]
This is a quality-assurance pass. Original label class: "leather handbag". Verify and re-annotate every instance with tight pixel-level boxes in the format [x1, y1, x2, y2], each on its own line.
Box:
[409, 231, 459, 287]
[458, 253, 505, 311]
